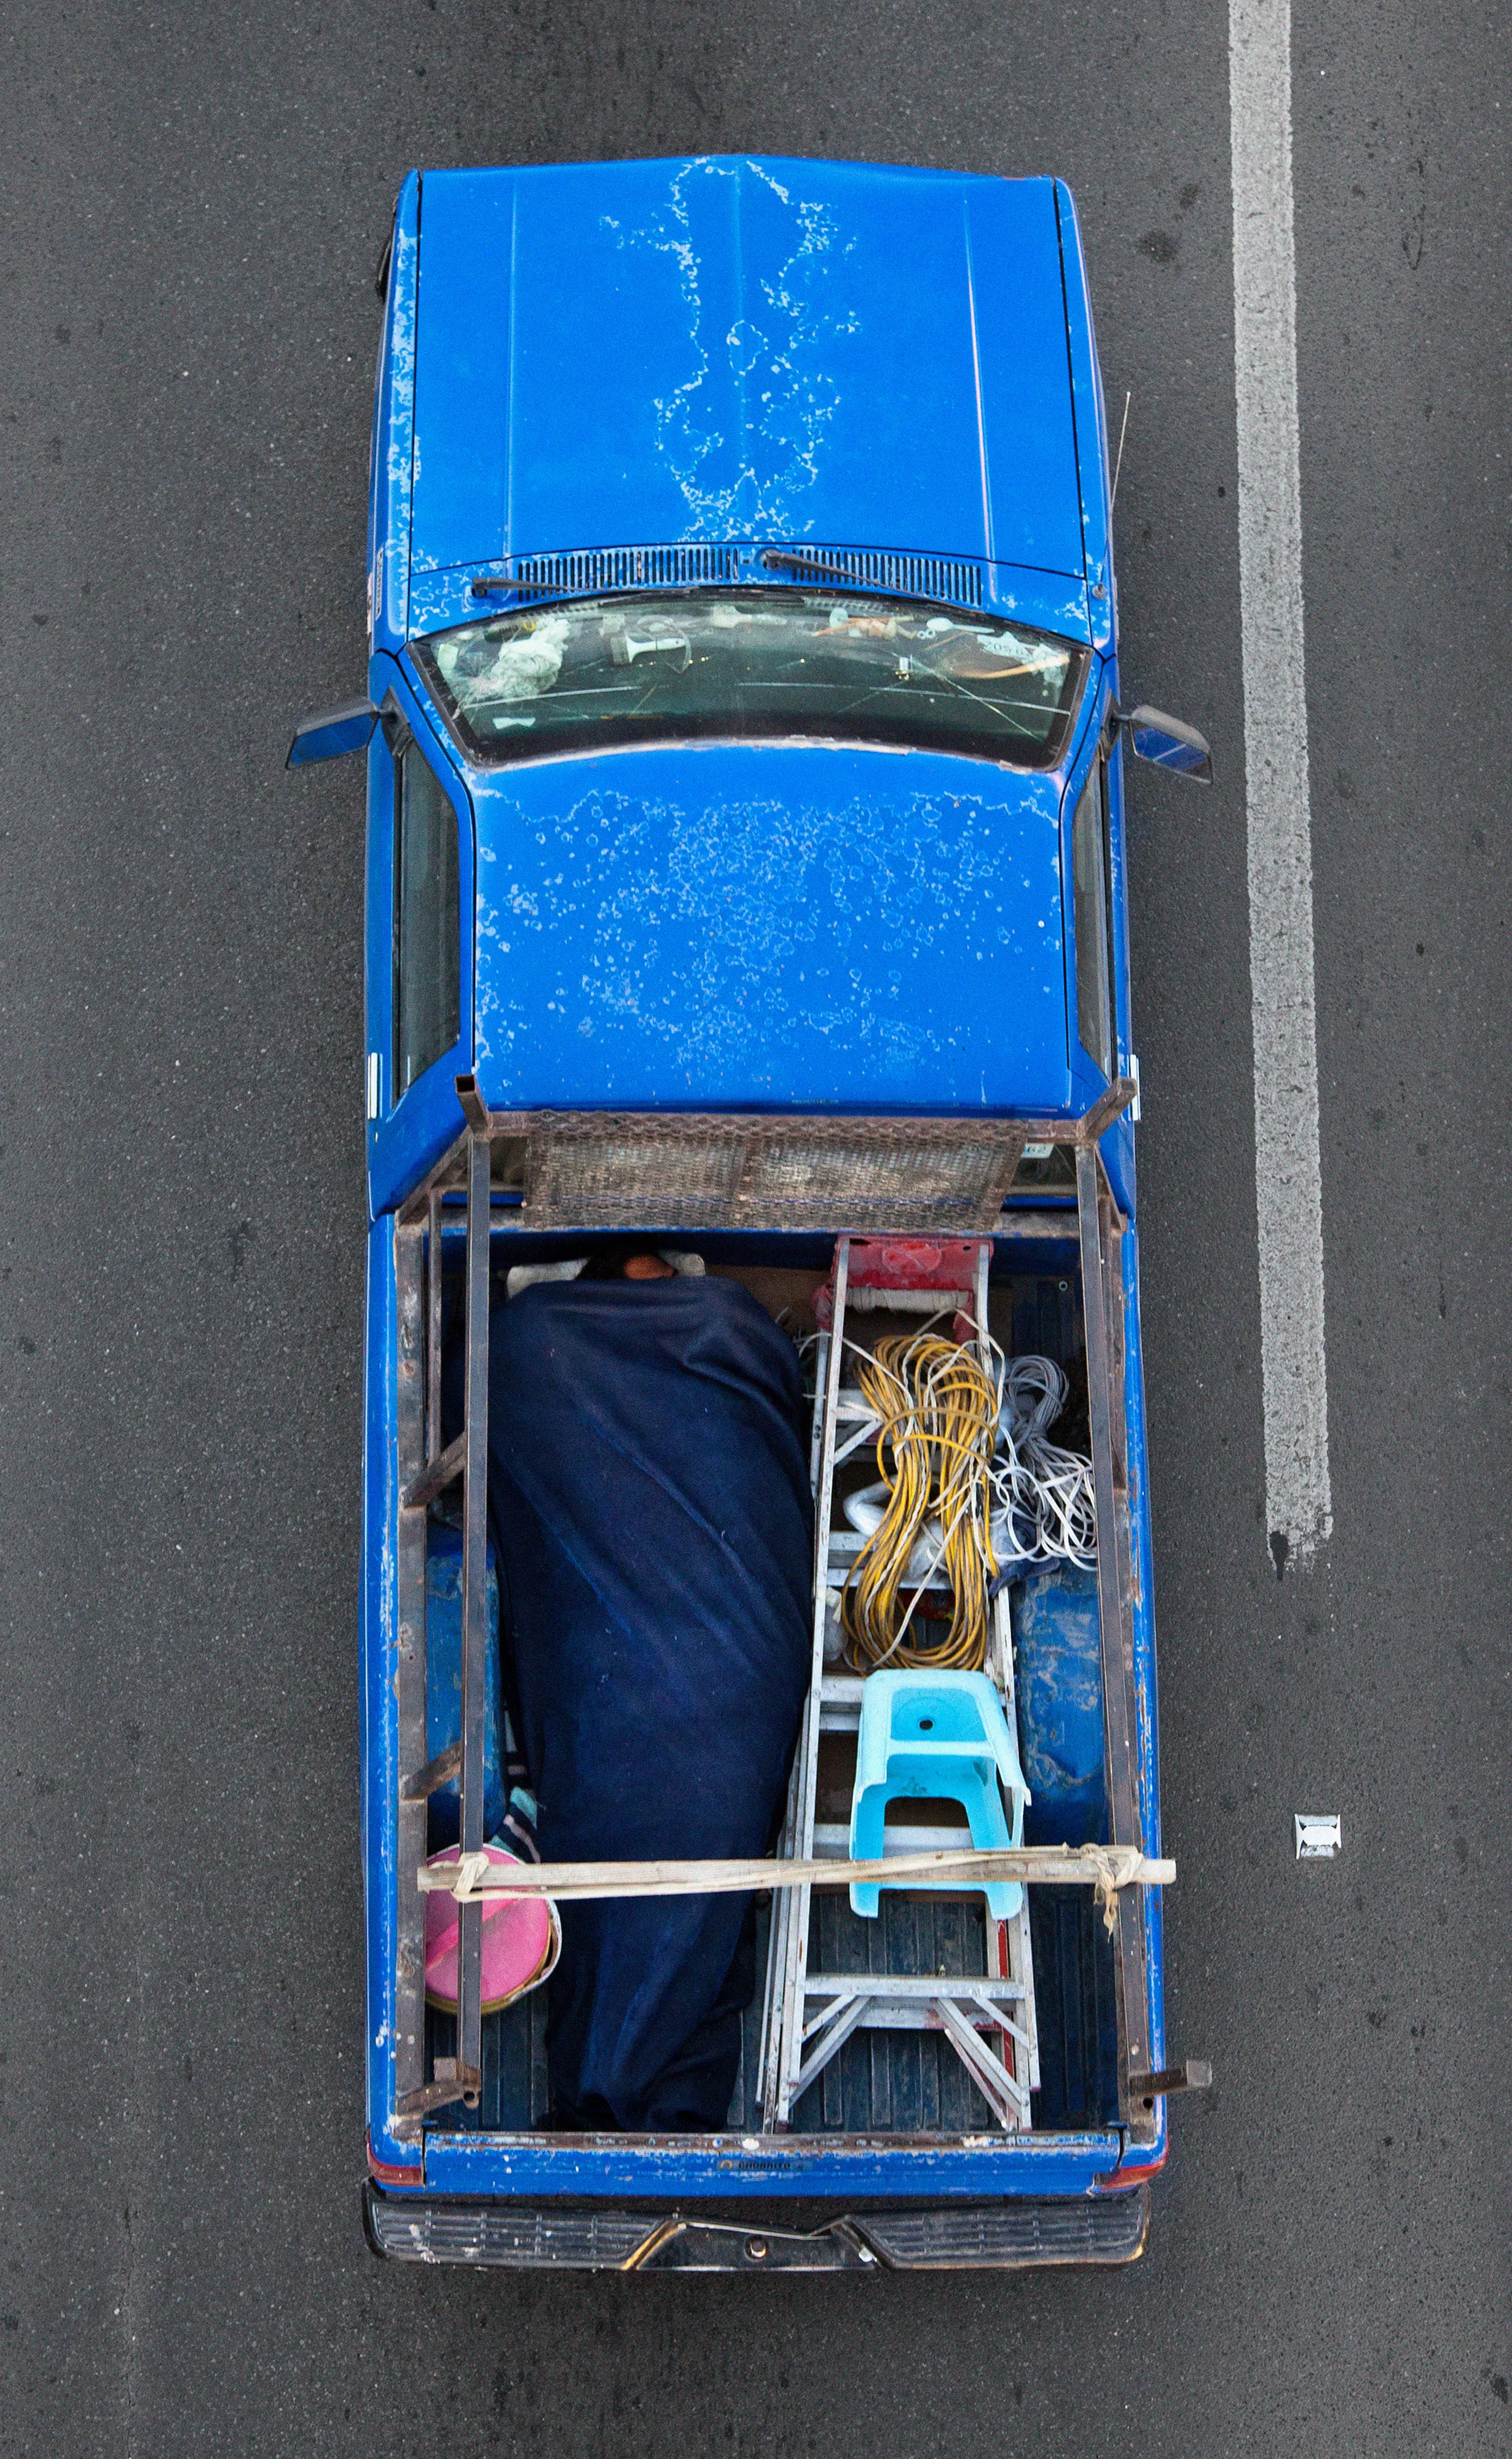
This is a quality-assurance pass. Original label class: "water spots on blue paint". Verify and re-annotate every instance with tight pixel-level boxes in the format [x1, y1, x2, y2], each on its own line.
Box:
[474, 769, 1064, 1097]
[380, 216, 419, 637]
[609, 158, 860, 541]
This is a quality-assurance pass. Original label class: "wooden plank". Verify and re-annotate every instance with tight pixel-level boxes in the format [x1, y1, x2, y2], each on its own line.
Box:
[418, 1842, 1175, 1900]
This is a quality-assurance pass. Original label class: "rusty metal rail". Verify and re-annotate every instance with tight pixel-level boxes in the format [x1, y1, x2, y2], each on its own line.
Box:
[392, 1114, 495, 2131]
[396, 1076, 1137, 1235]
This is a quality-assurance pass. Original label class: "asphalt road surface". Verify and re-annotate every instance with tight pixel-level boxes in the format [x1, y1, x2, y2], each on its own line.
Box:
[2, 4, 1508, 2452]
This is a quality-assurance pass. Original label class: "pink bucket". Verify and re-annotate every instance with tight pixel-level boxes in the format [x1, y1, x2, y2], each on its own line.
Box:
[423, 1843, 561, 2016]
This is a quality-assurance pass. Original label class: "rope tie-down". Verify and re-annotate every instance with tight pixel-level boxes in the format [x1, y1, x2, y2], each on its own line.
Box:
[423, 1841, 1173, 1938]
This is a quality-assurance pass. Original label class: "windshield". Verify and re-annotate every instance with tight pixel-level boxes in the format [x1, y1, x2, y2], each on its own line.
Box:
[411, 590, 1087, 772]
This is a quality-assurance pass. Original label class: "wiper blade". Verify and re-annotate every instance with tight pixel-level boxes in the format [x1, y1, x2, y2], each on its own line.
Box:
[758, 547, 860, 583]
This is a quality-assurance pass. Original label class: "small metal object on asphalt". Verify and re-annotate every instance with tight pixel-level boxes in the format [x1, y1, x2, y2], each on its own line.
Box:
[1294, 1813, 1341, 1860]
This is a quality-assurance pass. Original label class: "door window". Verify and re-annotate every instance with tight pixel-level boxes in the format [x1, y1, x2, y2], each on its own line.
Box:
[393, 741, 460, 1101]
[1072, 762, 1115, 1080]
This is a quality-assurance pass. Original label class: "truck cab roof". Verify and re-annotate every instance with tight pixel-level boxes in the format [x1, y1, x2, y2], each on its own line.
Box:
[466, 738, 1074, 1115]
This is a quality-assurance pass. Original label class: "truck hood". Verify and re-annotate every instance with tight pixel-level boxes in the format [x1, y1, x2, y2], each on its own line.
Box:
[408, 157, 1090, 594]
[469, 740, 1073, 1116]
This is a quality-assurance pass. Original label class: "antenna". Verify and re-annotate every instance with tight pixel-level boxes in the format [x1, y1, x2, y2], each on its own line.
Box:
[1110, 390, 1132, 511]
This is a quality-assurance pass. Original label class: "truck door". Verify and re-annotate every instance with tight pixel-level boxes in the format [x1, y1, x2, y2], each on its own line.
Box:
[365, 673, 474, 1217]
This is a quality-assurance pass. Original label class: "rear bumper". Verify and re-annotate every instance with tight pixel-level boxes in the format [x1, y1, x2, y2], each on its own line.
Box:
[362, 2180, 1149, 2271]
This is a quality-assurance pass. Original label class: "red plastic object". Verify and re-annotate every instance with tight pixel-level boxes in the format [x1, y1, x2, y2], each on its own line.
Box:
[814, 1237, 990, 1329]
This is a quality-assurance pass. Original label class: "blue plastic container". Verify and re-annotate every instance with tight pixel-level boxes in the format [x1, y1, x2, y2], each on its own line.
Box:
[849, 1669, 1031, 1920]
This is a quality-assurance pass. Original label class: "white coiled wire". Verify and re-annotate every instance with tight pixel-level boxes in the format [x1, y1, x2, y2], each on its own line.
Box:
[990, 1354, 1097, 1571]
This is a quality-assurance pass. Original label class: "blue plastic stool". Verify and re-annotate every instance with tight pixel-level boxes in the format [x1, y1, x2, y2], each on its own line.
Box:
[849, 1670, 1031, 1921]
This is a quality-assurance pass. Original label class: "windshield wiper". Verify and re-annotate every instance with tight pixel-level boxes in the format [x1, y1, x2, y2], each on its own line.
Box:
[758, 547, 862, 584]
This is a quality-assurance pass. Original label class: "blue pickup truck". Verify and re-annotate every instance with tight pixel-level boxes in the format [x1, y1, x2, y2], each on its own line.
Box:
[292, 154, 1210, 2273]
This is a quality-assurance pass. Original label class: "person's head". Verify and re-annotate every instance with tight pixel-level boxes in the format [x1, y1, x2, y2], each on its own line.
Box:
[580, 1245, 676, 1282]
[623, 1253, 675, 1280]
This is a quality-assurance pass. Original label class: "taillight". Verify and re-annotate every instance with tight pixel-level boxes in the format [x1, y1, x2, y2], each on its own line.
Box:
[367, 2129, 423, 2190]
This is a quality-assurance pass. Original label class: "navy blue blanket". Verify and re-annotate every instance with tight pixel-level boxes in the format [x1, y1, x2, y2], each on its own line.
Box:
[482, 1275, 813, 2130]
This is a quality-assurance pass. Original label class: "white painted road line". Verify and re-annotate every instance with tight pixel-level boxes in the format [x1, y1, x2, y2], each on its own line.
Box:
[1229, 0, 1333, 1572]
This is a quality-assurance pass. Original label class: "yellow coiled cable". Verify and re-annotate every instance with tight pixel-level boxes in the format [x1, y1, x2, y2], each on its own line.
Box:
[841, 1327, 1000, 1673]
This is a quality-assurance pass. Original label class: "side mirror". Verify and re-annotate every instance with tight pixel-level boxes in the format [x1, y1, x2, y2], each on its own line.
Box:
[286, 698, 379, 769]
[1122, 705, 1213, 784]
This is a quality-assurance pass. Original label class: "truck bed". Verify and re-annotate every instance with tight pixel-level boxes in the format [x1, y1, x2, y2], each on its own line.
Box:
[421, 1253, 1121, 2144]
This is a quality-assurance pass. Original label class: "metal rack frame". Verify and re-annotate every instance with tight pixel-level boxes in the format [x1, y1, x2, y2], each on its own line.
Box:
[385, 1073, 1151, 2142]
